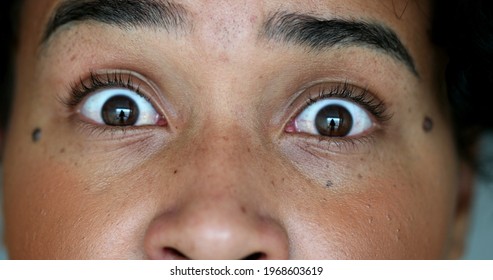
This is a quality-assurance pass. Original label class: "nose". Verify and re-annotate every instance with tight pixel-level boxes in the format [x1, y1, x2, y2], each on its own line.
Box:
[143, 121, 290, 259]
[144, 194, 289, 260]
[144, 126, 289, 260]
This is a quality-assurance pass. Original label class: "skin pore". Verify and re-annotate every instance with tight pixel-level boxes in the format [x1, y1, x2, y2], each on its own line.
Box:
[2, 0, 473, 259]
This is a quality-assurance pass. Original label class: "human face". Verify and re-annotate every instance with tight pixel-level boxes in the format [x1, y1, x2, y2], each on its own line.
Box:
[3, 0, 471, 259]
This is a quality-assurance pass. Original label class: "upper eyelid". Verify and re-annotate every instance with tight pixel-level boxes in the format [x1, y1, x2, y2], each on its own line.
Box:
[296, 82, 392, 124]
[61, 70, 158, 111]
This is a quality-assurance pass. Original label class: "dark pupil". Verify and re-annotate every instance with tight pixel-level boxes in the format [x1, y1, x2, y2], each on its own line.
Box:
[315, 105, 353, 137]
[102, 95, 139, 126]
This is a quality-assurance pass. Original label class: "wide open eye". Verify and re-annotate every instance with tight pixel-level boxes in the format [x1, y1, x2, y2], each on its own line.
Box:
[80, 88, 159, 126]
[294, 98, 373, 137]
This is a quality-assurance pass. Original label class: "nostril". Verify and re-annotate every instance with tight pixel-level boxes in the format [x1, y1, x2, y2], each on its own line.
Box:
[162, 247, 190, 260]
[144, 203, 290, 260]
[242, 252, 266, 260]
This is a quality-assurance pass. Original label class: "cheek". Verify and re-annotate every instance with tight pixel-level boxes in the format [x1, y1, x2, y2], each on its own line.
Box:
[284, 159, 457, 259]
[4, 155, 82, 258]
[3, 148, 150, 259]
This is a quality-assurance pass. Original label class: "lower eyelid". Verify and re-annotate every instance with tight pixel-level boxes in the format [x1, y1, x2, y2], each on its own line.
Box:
[286, 132, 378, 156]
[72, 118, 165, 142]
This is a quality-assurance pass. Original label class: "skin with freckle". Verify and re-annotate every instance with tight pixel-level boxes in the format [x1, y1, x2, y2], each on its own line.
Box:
[2, 0, 474, 259]
[31, 128, 42, 143]
[423, 116, 434, 132]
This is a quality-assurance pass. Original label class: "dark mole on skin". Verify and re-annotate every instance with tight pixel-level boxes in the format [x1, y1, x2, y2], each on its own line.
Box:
[423, 116, 434, 132]
[32, 128, 42, 143]
[326, 180, 333, 188]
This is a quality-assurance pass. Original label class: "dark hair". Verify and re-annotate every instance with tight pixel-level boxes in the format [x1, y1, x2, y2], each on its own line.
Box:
[432, 0, 493, 163]
[1, 0, 492, 155]
[0, 1, 17, 132]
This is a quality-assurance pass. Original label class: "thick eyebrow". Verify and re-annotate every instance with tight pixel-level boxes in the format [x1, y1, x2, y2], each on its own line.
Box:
[42, 0, 190, 43]
[261, 12, 419, 76]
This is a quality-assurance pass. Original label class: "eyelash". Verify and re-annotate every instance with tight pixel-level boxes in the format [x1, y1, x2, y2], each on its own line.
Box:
[295, 82, 392, 149]
[63, 71, 145, 109]
[305, 82, 391, 123]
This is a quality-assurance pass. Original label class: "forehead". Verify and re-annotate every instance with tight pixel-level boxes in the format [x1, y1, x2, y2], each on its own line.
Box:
[22, 0, 431, 47]
[19, 0, 433, 86]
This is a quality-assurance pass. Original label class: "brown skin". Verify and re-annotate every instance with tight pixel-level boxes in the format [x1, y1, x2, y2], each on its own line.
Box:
[2, 0, 473, 259]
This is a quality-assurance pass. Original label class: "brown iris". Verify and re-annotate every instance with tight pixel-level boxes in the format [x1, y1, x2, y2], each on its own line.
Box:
[102, 95, 139, 126]
[315, 105, 353, 137]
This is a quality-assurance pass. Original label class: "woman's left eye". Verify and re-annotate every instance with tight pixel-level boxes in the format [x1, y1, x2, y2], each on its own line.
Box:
[79, 88, 160, 126]
[293, 98, 373, 137]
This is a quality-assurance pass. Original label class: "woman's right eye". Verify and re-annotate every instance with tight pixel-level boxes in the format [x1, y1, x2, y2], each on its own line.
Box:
[79, 88, 161, 127]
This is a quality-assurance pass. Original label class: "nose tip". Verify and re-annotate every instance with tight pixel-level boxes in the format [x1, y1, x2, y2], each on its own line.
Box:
[144, 202, 289, 260]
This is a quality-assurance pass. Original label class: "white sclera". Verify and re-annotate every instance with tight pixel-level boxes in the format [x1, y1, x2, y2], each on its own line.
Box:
[80, 88, 158, 126]
[295, 98, 373, 136]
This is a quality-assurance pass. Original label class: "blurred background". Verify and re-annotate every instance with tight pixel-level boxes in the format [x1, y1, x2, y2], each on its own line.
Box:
[463, 133, 493, 259]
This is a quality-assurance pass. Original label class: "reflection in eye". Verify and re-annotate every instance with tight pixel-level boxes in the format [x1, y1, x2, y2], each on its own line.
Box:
[80, 88, 159, 126]
[295, 99, 373, 137]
